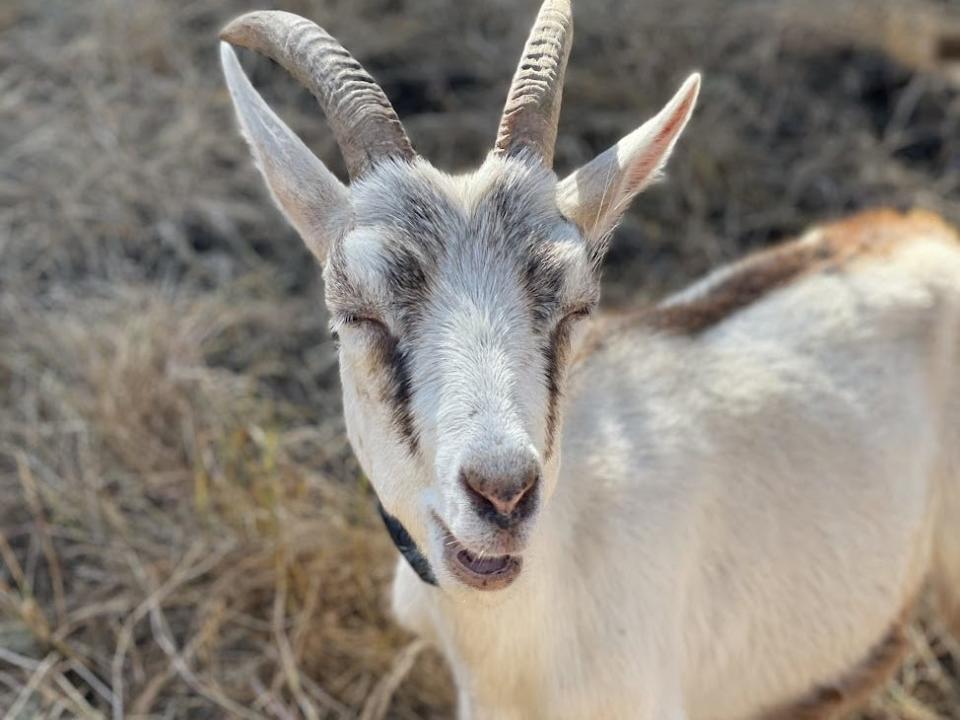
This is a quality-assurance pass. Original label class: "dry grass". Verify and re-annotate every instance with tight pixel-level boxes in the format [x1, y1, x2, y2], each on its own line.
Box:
[1, 0, 959, 717]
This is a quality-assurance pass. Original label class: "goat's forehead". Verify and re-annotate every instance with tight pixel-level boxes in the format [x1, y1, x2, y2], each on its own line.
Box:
[350, 155, 560, 228]
[329, 157, 593, 301]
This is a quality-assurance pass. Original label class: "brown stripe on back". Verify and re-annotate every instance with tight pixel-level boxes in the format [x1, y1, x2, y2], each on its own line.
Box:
[639, 209, 957, 336]
[650, 209, 959, 334]
[647, 239, 829, 334]
[571, 209, 957, 365]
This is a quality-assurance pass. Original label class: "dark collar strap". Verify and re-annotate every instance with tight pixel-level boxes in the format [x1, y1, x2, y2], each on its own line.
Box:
[377, 501, 437, 586]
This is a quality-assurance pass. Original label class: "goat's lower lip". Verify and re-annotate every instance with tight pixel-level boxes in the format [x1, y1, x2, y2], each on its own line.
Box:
[435, 517, 522, 590]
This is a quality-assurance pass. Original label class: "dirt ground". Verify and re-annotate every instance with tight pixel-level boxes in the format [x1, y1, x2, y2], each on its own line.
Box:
[1, 0, 959, 717]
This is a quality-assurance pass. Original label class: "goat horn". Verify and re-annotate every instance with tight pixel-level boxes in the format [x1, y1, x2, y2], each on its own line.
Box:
[494, 0, 573, 168]
[220, 11, 415, 181]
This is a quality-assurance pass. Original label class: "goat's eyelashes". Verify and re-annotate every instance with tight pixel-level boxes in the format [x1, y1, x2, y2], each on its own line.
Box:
[336, 314, 391, 337]
[559, 305, 593, 327]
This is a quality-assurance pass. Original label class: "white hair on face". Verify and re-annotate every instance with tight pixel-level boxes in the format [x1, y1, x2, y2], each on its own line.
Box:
[327, 155, 598, 555]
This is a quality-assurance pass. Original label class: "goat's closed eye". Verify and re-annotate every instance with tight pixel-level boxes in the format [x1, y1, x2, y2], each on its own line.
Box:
[560, 306, 593, 327]
[339, 314, 391, 338]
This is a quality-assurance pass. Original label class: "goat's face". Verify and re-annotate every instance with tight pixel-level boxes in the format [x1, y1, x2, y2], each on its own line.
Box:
[220, 0, 699, 593]
[326, 156, 599, 590]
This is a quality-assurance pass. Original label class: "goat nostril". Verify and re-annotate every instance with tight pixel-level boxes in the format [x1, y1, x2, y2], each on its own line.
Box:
[511, 468, 539, 509]
[460, 467, 541, 522]
[461, 471, 488, 507]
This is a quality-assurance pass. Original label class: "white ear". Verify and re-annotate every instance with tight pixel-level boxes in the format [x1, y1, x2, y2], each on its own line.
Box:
[220, 43, 350, 263]
[557, 73, 700, 250]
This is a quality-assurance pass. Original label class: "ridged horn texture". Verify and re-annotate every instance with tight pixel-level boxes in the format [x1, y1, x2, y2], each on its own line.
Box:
[220, 10, 415, 180]
[494, 0, 573, 168]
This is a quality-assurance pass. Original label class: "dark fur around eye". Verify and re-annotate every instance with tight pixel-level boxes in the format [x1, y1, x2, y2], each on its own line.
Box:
[339, 314, 390, 335]
[558, 305, 593, 327]
[541, 306, 593, 459]
[565, 306, 592, 320]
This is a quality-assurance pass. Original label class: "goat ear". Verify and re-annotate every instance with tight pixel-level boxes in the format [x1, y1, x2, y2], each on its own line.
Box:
[220, 43, 350, 264]
[557, 73, 700, 252]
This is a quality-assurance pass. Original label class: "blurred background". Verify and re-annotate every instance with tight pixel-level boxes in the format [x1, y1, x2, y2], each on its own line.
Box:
[2, 0, 960, 717]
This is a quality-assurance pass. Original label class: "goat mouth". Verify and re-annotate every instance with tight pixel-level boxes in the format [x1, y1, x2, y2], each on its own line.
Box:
[435, 517, 522, 591]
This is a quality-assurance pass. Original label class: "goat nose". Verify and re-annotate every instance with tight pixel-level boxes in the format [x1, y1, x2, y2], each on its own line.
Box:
[460, 461, 540, 525]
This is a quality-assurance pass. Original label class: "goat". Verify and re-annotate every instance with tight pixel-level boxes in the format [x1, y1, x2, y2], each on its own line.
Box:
[219, 2, 960, 717]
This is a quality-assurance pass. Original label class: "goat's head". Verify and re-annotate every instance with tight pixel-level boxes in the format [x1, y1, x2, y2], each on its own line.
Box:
[220, 0, 699, 594]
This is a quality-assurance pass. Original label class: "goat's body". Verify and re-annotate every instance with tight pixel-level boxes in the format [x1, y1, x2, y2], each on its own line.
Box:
[393, 210, 960, 719]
